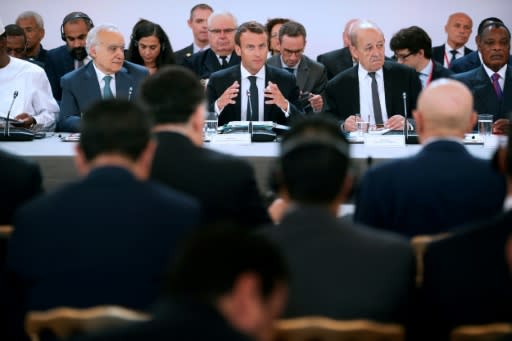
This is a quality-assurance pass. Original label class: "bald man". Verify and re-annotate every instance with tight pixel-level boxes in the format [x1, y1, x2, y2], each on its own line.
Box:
[354, 79, 506, 238]
[432, 12, 474, 68]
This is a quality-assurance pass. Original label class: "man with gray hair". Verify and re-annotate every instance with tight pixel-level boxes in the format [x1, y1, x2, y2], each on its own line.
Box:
[15, 10, 47, 64]
[184, 11, 241, 81]
[59, 23, 148, 132]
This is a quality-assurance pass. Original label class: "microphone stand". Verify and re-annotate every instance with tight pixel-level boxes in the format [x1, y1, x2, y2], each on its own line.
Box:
[0, 90, 35, 141]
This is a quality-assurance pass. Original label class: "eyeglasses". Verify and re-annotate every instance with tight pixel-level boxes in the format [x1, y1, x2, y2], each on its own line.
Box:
[208, 28, 236, 35]
[394, 51, 415, 61]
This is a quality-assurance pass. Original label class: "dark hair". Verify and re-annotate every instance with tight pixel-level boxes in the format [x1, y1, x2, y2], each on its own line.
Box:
[480, 21, 511, 40]
[79, 99, 152, 162]
[277, 115, 350, 205]
[278, 20, 307, 42]
[165, 226, 288, 303]
[477, 17, 503, 36]
[235, 21, 267, 46]
[127, 19, 175, 68]
[189, 3, 213, 19]
[265, 18, 289, 51]
[390, 25, 432, 59]
[4, 24, 26, 39]
[138, 65, 205, 124]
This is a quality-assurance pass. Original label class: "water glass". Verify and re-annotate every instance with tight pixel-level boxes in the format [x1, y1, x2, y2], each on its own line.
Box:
[204, 111, 218, 140]
[478, 114, 493, 143]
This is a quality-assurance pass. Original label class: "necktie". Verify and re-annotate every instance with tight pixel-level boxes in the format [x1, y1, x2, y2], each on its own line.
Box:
[247, 76, 258, 121]
[284, 67, 295, 74]
[103, 75, 114, 99]
[368, 72, 383, 125]
[449, 50, 458, 64]
[491, 73, 503, 100]
[220, 56, 228, 68]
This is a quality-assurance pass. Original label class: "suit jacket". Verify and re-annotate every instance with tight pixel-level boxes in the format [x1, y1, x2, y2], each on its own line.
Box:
[421, 212, 512, 340]
[262, 206, 414, 322]
[432, 44, 473, 67]
[452, 65, 512, 122]
[206, 64, 303, 126]
[183, 48, 241, 79]
[5, 166, 199, 339]
[317, 47, 354, 80]
[449, 50, 481, 73]
[29, 45, 48, 66]
[174, 43, 194, 66]
[150, 132, 270, 228]
[0, 149, 43, 225]
[44, 45, 74, 101]
[354, 140, 506, 237]
[59, 61, 149, 132]
[325, 61, 422, 121]
[430, 60, 454, 81]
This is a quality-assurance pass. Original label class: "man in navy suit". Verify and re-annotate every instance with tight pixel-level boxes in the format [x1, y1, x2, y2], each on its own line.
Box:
[59, 24, 149, 132]
[45, 12, 94, 101]
[207, 21, 302, 126]
[453, 21, 512, 135]
[354, 79, 506, 237]
[325, 20, 422, 131]
[5, 99, 199, 339]
[431, 12, 473, 68]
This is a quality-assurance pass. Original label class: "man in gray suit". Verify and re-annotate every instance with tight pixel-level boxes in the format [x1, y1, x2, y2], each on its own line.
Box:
[267, 21, 327, 112]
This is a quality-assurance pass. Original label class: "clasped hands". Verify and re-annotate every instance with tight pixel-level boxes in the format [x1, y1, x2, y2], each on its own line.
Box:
[217, 81, 288, 111]
[343, 114, 406, 132]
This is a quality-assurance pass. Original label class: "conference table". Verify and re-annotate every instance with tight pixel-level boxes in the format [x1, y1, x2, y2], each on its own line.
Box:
[1, 133, 500, 193]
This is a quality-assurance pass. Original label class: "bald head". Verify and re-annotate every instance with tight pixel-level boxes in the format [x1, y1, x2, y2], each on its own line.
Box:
[445, 12, 473, 49]
[414, 79, 475, 140]
[343, 19, 359, 47]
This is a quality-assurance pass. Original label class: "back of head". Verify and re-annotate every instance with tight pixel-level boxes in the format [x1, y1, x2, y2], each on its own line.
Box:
[416, 79, 474, 135]
[165, 226, 288, 304]
[80, 99, 151, 162]
[390, 25, 432, 59]
[277, 115, 350, 205]
[138, 65, 205, 124]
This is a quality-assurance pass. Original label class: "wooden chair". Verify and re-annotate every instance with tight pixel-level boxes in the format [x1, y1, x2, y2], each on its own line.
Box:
[410, 233, 451, 287]
[0, 225, 13, 238]
[274, 316, 405, 341]
[451, 323, 512, 341]
[25, 305, 151, 341]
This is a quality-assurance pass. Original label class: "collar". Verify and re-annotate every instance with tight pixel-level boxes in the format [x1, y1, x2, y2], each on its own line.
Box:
[357, 63, 383, 82]
[504, 195, 512, 211]
[422, 136, 464, 146]
[92, 61, 116, 80]
[483, 63, 507, 80]
[194, 43, 209, 53]
[240, 63, 265, 79]
[216, 53, 231, 63]
[420, 59, 433, 77]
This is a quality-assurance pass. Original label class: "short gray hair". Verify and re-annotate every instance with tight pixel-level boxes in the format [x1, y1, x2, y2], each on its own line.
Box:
[349, 20, 383, 47]
[86, 23, 121, 54]
[16, 11, 44, 29]
[207, 11, 237, 28]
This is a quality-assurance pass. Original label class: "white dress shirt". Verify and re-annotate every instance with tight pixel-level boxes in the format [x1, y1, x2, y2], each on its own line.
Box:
[92, 62, 117, 98]
[0, 57, 58, 131]
[443, 44, 466, 68]
[419, 59, 433, 88]
[357, 64, 389, 125]
[240, 65, 266, 121]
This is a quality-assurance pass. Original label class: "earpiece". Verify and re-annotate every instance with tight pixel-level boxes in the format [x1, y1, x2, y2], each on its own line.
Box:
[61, 12, 94, 41]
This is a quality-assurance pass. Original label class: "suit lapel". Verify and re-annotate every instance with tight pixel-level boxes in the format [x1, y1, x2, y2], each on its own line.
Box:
[382, 62, 394, 115]
[115, 64, 131, 100]
[296, 56, 308, 90]
[205, 50, 221, 74]
[234, 66, 242, 120]
[351, 65, 360, 115]
[83, 63, 102, 99]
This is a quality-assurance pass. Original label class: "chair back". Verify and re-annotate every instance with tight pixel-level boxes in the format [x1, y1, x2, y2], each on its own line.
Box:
[451, 323, 512, 341]
[411, 233, 451, 287]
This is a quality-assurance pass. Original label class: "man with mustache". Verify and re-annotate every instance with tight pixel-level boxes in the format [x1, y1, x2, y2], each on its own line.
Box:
[453, 21, 512, 135]
[44, 12, 94, 101]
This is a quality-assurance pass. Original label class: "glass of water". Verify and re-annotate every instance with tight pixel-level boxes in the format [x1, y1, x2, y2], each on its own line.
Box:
[478, 114, 493, 144]
[204, 111, 218, 141]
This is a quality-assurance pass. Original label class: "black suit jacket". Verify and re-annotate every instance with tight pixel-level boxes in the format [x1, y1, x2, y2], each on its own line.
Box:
[317, 47, 354, 80]
[150, 132, 270, 228]
[432, 44, 473, 67]
[206, 64, 303, 126]
[44, 45, 74, 101]
[325, 61, 422, 121]
[430, 60, 454, 81]
[174, 43, 194, 66]
[183, 48, 240, 79]
[262, 206, 414, 323]
[449, 50, 481, 73]
[453, 65, 512, 121]
[422, 211, 512, 339]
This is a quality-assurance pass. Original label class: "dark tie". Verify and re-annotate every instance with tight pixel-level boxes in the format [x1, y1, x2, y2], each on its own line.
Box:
[449, 50, 458, 64]
[284, 67, 295, 74]
[247, 76, 258, 121]
[491, 73, 503, 100]
[103, 76, 114, 99]
[368, 72, 383, 125]
[220, 56, 228, 68]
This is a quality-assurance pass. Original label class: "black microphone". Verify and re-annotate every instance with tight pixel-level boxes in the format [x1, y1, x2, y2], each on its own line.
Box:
[247, 90, 253, 135]
[128, 86, 133, 101]
[0, 90, 35, 141]
[246, 89, 276, 142]
[403, 91, 419, 144]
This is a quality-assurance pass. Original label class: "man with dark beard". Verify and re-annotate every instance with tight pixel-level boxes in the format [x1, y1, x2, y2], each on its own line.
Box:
[45, 12, 94, 101]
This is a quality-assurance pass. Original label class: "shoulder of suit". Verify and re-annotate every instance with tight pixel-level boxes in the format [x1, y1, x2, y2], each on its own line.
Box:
[122, 61, 149, 75]
[318, 48, 345, 60]
[47, 44, 69, 57]
[303, 55, 325, 71]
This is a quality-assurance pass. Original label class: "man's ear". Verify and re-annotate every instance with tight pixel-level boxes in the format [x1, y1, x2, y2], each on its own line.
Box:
[135, 140, 157, 180]
[235, 44, 241, 57]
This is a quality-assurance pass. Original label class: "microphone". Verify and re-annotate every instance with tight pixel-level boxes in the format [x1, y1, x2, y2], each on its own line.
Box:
[246, 89, 276, 142]
[403, 92, 419, 144]
[247, 90, 253, 135]
[0, 90, 35, 141]
[128, 86, 133, 101]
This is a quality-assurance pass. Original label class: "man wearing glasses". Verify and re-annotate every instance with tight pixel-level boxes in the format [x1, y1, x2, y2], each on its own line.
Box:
[59, 24, 148, 132]
[184, 12, 241, 82]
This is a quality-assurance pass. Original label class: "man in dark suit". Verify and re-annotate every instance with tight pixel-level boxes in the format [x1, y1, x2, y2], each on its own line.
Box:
[45, 12, 94, 101]
[316, 19, 358, 80]
[453, 21, 511, 135]
[15, 11, 47, 65]
[139, 65, 270, 228]
[207, 21, 302, 126]
[267, 20, 327, 112]
[262, 115, 414, 323]
[354, 79, 506, 237]
[183, 12, 240, 81]
[325, 20, 422, 131]
[390, 26, 453, 88]
[174, 4, 213, 65]
[73, 228, 289, 341]
[432, 12, 473, 68]
[59, 24, 149, 132]
[5, 99, 199, 339]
